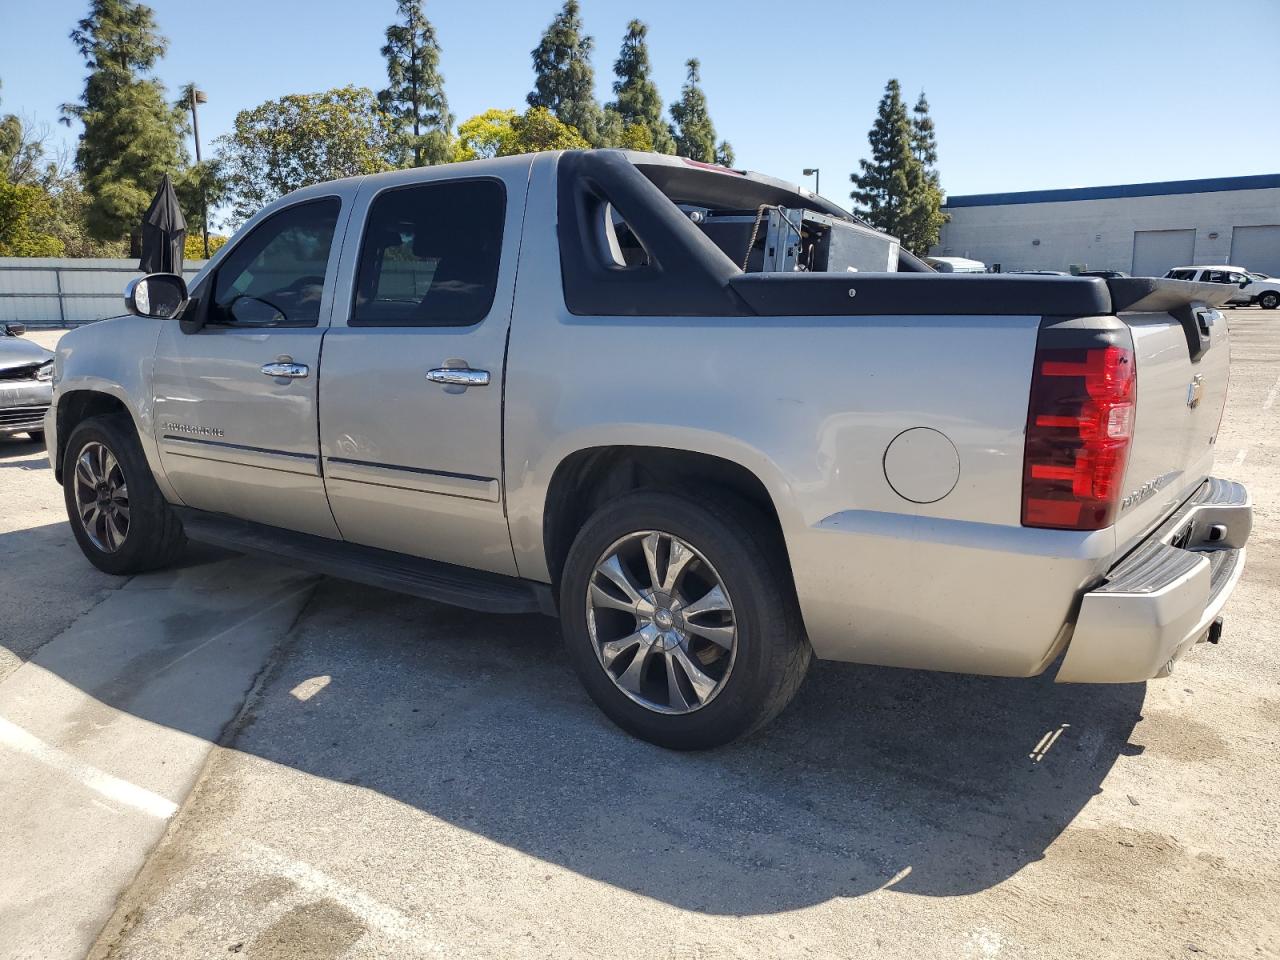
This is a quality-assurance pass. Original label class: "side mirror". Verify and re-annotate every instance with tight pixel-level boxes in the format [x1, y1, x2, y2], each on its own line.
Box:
[125, 273, 189, 320]
[1240, 279, 1251, 289]
[2, 323, 26, 337]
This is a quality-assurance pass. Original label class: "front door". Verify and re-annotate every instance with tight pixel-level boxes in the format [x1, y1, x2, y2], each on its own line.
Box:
[152, 194, 348, 538]
[318, 165, 529, 575]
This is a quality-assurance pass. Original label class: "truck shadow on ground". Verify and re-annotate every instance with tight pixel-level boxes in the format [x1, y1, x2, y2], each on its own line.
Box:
[236, 578, 1146, 914]
[0, 538, 1145, 917]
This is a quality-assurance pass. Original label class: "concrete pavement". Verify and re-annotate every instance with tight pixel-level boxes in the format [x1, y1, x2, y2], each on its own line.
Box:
[1, 316, 1278, 960]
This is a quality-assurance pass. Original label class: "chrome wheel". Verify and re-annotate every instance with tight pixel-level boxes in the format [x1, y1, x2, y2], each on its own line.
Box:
[586, 530, 737, 715]
[72, 440, 130, 553]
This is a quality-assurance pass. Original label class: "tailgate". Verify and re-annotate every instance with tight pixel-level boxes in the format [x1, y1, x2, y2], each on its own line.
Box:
[1109, 278, 1234, 554]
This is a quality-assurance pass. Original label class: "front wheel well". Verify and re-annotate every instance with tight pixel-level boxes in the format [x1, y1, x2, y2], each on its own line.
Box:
[542, 445, 792, 593]
[54, 392, 131, 484]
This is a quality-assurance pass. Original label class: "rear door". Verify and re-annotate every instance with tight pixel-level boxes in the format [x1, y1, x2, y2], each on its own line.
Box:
[318, 162, 530, 575]
[152, 192, 350, 537]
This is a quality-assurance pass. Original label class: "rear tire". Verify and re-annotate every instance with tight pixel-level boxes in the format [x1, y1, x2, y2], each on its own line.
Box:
[1260, 291, 1279, 310]
[63, 413, 185, 576]
[559, 490, 811, 750]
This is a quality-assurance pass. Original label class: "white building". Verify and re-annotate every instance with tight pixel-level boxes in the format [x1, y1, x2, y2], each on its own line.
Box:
[931, 174, 1280, 277]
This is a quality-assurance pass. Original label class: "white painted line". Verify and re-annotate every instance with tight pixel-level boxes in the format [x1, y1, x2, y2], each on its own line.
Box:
[1264, 375, 1280, 411]
[0, 715, 178, 819]
[1233, 448, 1248, 467]
[248, 841, 438, 946]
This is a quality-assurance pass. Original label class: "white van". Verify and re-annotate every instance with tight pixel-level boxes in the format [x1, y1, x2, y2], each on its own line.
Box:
[926, 256, 987, 274]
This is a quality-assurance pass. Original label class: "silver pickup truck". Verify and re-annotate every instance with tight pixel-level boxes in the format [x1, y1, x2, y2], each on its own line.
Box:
[44, 150, 1252, 749]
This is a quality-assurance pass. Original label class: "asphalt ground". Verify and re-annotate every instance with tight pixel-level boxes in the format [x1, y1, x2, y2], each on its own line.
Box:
[1, 316, 1277, 960]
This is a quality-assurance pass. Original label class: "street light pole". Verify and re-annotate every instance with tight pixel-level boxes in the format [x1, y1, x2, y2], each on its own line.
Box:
[186, 84, 209, 259]
[803, 167, 820, 197]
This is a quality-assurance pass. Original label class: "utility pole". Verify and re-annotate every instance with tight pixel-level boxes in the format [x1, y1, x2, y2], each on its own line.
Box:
[803, 167, 821, 197]
[185, 84, 210, 258]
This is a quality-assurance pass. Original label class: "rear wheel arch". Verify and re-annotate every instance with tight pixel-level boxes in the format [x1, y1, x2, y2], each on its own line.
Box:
[542, 445, 795, 598]
[54, 391, 132, 484]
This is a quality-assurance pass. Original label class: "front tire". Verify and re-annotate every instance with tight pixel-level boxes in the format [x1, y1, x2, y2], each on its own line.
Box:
[63, 413, 185, 575]
[559, 491, 811, 750]
[1260, 291, 1279, 310]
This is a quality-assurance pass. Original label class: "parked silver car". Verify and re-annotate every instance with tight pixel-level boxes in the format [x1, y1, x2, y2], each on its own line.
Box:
[0, 323, 53, 442]
[43, 151, 1251, 749]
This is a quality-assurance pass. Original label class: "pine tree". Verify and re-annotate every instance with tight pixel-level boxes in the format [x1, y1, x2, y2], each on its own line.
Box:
[670, 59, 728, 164]
[907, 90, 947, 255]
[850, 78, 944, 254]
[715, 141, 735, 167]
[528, 0, 602, 146]
[378, 0, 453, 167]
[62, 0, 188, 248]
[607, 20, 674, 154]
[910, 91, 938, 170]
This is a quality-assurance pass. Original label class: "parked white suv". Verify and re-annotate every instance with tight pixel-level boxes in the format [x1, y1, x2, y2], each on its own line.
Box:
[1243, 272, 1280, 310]
[1165, 265, 1280, 309]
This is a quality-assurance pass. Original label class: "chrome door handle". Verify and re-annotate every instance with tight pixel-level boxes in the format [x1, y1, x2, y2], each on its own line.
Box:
[261, 362, 309, 379]
[426, 367, 490, 387]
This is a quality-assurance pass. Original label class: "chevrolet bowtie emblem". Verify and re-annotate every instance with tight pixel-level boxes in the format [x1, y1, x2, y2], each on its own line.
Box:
[1187, 375, 1204, 410]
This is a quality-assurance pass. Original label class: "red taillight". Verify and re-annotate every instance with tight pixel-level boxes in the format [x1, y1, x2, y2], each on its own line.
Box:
[1022, 343, 1135, 530]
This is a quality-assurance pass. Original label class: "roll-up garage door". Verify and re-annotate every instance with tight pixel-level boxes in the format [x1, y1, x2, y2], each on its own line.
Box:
[1230, 225, 1280, 275]
[1132, 229, 1196, 278]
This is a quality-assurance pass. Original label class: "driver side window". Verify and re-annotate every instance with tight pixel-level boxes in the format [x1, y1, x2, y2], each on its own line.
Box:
[211, 199, 340, 328]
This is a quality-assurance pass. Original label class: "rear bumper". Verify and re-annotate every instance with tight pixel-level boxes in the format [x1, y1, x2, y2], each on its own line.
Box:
[1056, 478, 1251, 683]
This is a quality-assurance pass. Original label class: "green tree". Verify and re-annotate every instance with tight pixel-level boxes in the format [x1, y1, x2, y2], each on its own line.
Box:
[715, 141, 735, 167]
[850, 79, 943, 254]
[527, 0, 602, 145]
[213, 86, 392, 225]
[0, 180, 64, 256]
[454, 108, 518, 161]
[669, 59, 732, 164]
[183, 231, 226, 259]
[378, 0, 453, 167]
[911, 91, 938, 169]
[507, 106, 590, 154]
[61, 0, 188, 249]
[1, 80, 49, 186]
[607, 20, 674, 154]
[908, 90, 948, 253]
[617, 122, 654, 151]
[453, 106, 588, 161]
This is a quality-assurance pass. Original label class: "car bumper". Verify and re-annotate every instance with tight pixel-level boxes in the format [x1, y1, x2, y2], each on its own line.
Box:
[1056, 477, 1251, 682]
[0, 379, 52, 435]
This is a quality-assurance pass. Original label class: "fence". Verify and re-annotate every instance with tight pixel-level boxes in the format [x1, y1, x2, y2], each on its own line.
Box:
[0, 258, 207, 328]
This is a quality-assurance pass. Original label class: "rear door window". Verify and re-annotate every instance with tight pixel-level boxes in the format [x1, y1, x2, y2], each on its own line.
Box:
[351, 179, 506, 327]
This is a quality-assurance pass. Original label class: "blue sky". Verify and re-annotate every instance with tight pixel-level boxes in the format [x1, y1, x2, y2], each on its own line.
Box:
[2, 0, 1278, 215]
